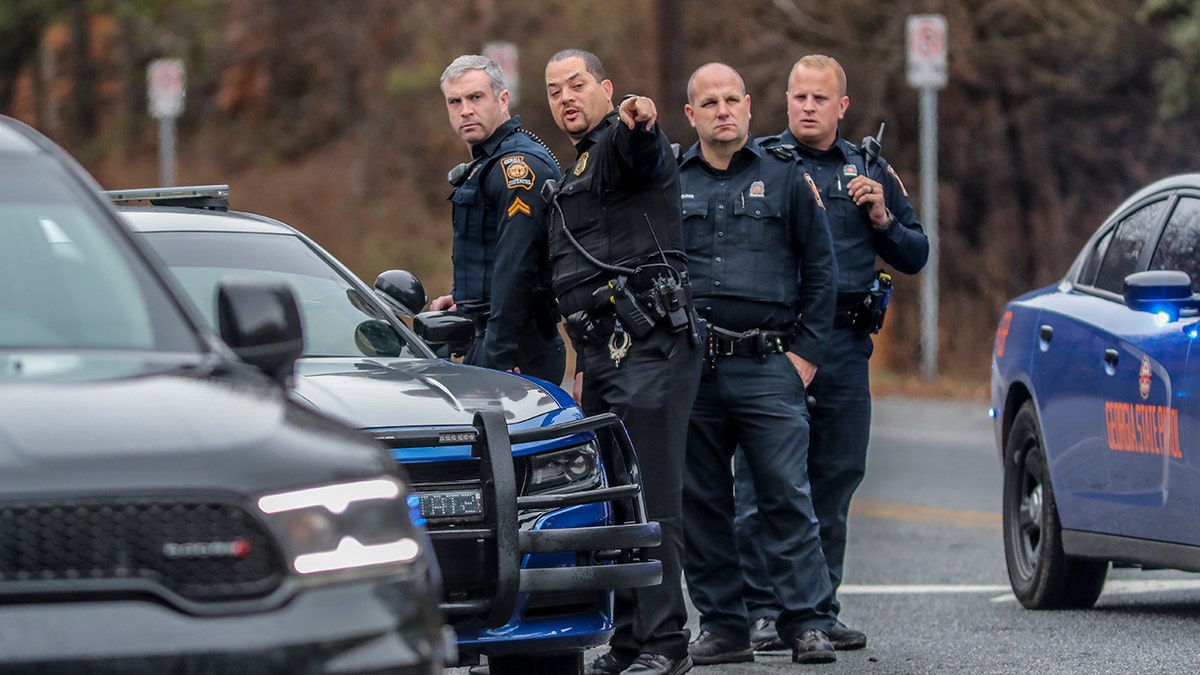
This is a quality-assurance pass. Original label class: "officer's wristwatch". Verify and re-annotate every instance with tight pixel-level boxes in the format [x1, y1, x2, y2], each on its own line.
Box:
[876, 209, 896, 231]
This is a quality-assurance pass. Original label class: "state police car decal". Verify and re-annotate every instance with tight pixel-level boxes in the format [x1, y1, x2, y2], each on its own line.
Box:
[1139, 355, 1151, 400]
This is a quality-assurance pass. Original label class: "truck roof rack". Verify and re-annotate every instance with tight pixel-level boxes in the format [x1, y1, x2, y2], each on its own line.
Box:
[103, 184, 229, 211]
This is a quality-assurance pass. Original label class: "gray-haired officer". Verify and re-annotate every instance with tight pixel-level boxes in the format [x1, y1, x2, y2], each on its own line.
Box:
[432, 54, 566, 384]
[738, 53, 929, 653]
[679, 63, 839, 667]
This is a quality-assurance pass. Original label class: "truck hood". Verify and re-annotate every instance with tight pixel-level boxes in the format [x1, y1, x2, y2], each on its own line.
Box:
[291, 357, 565, 430]
[0, 369, 389, 496]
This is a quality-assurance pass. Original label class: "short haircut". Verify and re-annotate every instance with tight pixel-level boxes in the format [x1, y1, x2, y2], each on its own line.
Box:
[793, 54, 847, 96]
[547, 48, 606, 82]
[441, 54, 506, 96]
[686, 62, 746, 103]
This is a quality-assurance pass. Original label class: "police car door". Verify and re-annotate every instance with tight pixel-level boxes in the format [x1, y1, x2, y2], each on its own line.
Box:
[1032, 197, 1171, 538]
[1144, 194, 1200, 546]
[1080, 194, 1192, 544]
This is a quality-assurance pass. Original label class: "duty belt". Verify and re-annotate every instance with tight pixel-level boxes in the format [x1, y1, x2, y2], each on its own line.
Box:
[706, 324, 792, 364]
[833, 306, 859, 329]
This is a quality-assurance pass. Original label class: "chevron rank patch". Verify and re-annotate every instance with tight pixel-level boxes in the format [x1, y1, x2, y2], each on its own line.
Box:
[507, 196, 531, 218]
[502, 156, 535, 190]
[804, 172, 825, 210]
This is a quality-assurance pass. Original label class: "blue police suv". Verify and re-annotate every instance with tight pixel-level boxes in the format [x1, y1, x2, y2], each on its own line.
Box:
[113, 185, 663, 675]
[0, 117, 448, 672]
[991, 173, 1200, 609]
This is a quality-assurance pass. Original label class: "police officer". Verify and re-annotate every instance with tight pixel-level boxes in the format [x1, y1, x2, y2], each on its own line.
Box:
[737, 54, 930, 653]
[678, 63, 839, 667]
[544, 48, 702, 675]
[432, 54, 566, 384]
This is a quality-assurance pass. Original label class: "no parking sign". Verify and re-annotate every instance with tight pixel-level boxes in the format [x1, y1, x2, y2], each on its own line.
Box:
[906, 14, 947, 89]
[148, 58, 185, 119]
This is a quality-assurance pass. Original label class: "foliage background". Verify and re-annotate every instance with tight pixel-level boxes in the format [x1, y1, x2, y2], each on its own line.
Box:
[4, 0, 1199, 390]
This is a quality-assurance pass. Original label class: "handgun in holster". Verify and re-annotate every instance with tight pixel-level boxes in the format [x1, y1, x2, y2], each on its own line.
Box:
[851, 270, 893, 335]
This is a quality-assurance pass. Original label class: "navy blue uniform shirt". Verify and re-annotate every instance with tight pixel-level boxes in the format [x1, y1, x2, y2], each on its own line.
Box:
[679, 135, 837, 365]
[766, 130, 928, 301]
[448, 115, 561, 371]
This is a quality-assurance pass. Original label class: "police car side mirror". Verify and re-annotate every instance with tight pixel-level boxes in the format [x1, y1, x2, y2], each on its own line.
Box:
[375, 269, 427, 317]
[413, 310, 475, 359]
[1122, 270, 1197, 320]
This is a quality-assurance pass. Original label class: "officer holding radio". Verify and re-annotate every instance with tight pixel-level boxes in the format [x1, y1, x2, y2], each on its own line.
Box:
[737, 54, 929, 653]
[678, 63, 840, 667]
[432, 54, 566, 384]
[544, 49, 702, 675]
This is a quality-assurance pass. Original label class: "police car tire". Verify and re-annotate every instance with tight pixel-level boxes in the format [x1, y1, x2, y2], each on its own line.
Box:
[1002, 402, 1108, 610]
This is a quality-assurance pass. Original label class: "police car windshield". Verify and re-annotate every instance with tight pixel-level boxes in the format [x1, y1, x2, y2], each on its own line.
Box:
[0, 156, 202, 357]
[140, 230, 423, 359]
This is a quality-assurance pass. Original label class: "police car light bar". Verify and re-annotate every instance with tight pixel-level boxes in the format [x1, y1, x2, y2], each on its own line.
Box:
[102, 185, 229, 203]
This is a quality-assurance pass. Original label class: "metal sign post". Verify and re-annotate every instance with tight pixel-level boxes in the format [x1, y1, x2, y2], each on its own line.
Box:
[906, 14, 946, 381]
[147, 58, 185, 186]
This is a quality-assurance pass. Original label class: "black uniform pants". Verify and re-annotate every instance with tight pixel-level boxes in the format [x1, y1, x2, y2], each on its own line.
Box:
[735, 328, 873, 619]
[579, 323, 702, 661]
[685, 353, 835, 644]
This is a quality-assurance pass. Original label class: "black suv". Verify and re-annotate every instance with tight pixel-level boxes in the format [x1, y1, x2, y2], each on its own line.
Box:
[0, 116, 448, 673]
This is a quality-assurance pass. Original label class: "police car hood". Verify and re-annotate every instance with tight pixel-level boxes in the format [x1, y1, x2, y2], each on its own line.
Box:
[291, 357, 565, 429]
[0, 370, 388, 496]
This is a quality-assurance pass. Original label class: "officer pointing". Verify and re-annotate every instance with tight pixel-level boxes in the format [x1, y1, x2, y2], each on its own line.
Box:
[545, 48, 702, 675]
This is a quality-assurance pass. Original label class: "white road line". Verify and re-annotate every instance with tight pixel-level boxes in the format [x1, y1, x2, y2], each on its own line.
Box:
[838, 579, 1200, 603]
[840, 584, 1010, 595]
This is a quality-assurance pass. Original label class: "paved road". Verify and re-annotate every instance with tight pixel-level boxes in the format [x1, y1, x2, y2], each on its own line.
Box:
[453, 396, 1200, 674]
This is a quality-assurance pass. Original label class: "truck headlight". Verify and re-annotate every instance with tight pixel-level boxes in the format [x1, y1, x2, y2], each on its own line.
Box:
[258, 477, 422, 576]
[525, 444, 602, 495]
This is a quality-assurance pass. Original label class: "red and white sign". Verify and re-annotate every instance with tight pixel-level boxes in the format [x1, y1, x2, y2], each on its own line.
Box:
[148, 58, 186, 119]
[484, 42, 519, 108]
[907, 14, 948, 89]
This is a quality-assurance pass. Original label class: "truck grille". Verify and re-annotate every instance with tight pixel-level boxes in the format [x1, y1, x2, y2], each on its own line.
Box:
[0, 499, 286, 602]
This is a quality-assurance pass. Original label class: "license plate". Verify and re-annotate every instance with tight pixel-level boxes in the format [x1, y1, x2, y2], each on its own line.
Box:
[418, 490, 484, 519]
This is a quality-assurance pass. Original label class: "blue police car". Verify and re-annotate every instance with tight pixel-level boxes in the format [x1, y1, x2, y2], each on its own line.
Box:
[991, 173, 1200, 609]
[112, 185, 663, 675]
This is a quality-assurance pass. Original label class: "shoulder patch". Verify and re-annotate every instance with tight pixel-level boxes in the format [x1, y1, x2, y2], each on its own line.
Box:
[502, 155, 535, 190]
[804, 172, 825, 210]
[887, 164, 909, 198]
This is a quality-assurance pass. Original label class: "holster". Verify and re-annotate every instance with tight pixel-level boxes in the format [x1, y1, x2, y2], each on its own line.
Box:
[531, 287, 561, 338]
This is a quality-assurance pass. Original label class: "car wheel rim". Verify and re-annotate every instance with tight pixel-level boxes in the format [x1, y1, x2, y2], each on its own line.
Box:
[1016, 452, 1043, 577]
